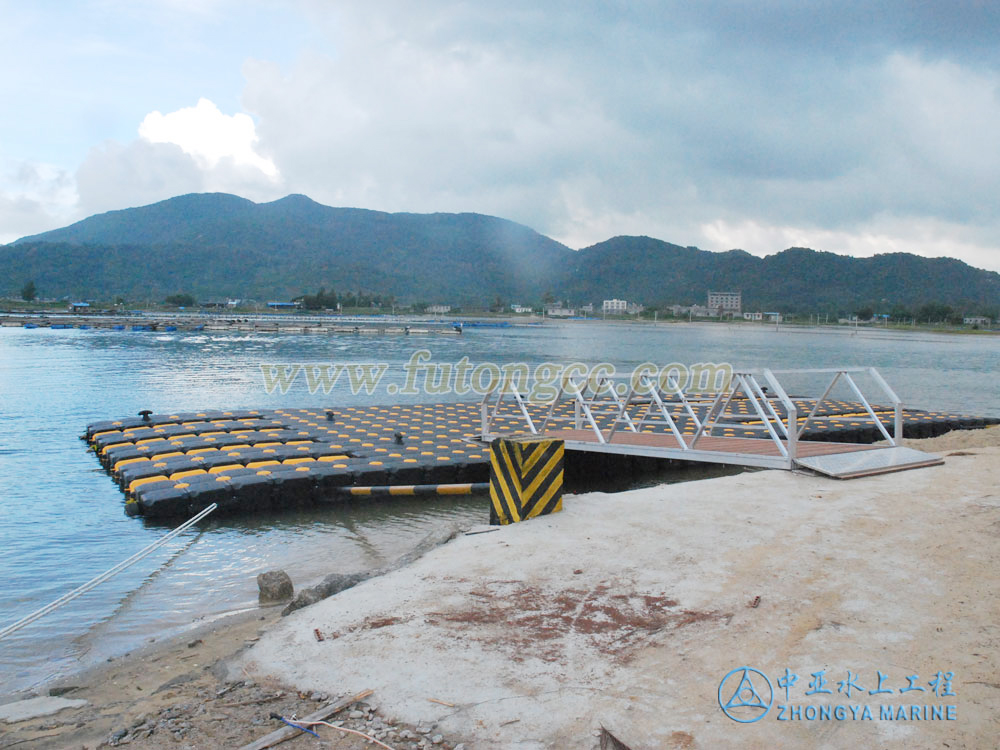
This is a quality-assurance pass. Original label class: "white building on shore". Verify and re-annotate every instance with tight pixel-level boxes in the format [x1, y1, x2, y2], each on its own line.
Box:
[707, 290, 742, 315]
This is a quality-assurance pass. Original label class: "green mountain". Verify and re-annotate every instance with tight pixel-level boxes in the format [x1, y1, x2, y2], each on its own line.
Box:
[6, 193, 573, 304]
[561, 237, 1000, 314]
[3, 193, 998, 315]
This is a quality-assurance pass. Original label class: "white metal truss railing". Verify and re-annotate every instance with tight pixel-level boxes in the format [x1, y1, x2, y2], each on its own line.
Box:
[536, 374, 628, 443]
[606, 372, 712, 449]
[480, 377, 538, 438]
[480, 366, 905, 468]
[768, 367, 902, 447]
[691, 370, 796, 458]
[480, 372, 713, 447]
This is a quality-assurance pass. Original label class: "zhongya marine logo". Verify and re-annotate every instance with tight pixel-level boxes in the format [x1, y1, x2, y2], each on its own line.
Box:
[718, 667, 774, 723]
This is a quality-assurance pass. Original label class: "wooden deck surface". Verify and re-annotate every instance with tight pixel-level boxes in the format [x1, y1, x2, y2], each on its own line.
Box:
[544, 429, 877, 458]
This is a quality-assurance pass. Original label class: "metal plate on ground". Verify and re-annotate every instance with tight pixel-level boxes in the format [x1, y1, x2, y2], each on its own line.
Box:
[794, 446, 943, 479]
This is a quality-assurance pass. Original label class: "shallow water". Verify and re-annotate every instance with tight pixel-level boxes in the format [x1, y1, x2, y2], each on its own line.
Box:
[0, 321, 997, 694]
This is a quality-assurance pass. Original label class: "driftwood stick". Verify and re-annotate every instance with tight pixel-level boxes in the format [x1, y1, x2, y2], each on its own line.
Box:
[238, 689, 374, 750]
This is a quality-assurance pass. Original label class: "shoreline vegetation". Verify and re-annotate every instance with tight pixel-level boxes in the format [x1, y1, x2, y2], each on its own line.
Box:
[2, 426, 998, 748]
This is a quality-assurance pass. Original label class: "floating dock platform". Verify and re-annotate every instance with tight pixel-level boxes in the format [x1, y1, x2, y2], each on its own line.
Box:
[86, 404, 491, 518]
[84, 376, 997, 518]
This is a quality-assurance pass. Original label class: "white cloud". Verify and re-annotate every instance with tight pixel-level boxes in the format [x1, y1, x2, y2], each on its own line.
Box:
[67, 99, 286, 218]
[228, 5, 1000, 270]
[75, 139, 205, 216]
[699, 216, 1000, 273]
[878, 53, 1000, 220]
[138, 97, 279, 178]
[687, 54, 1000, 270]
[1, 98, 285, 237]
[0, 161, 78, 242]
[5, 2, 1000, 276]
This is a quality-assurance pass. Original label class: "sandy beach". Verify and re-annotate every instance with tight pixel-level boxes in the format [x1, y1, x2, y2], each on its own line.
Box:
[2, 427, 998, 749]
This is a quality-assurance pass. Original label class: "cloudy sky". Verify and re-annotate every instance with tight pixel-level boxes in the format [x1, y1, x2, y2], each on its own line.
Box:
[2, 1, 999, 270]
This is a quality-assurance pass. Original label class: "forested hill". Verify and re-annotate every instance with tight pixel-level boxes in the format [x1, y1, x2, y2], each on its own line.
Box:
[562, 236, 1000, 314]
[4, 193, 999, 314]
[7, 193, 574, 305]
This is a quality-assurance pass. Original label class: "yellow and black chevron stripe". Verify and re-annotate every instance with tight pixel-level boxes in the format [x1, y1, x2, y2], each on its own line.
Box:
[489, 437, 564, 525]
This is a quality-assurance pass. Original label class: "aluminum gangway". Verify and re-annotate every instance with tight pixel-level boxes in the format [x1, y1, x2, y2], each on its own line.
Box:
[480, 367, 943, 478]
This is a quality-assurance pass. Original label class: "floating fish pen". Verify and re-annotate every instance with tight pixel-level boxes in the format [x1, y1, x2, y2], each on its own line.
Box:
[5, 313, 465, 335]
[83, 395, 997, 518]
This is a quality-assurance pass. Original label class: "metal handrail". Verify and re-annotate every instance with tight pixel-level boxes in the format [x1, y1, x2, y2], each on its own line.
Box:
[478, 365, 904, 461]
[788, 367, 900, 446]
[691, 373, 787, 457]
[479, 377, 538, 437]
[636, 374, 692, 449]
[597, 376, 638, 442]
[761, 368, 798, 459]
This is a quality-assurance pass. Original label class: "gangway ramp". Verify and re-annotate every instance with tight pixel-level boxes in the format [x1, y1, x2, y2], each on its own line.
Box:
[793, 445, 942, 479]
[480, 367, 943, 478]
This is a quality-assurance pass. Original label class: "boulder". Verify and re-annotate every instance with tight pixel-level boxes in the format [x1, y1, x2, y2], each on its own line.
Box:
[256, 570, 294, 604]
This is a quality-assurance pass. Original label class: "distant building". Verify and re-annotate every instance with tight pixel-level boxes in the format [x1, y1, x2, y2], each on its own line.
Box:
[626, 302, 645, 315]
[964, 316, 991, 326]
[743, 311, 763, 321]
[602, 299, 628, 314]
[267, 301, 301, 309]
[542, 302, 575, 316]
[707, 291, 742, 315]
[427, 304, 452, 314]
[68, 302, 90, 312]
[669, 304, 715, 318]
[580, 303, 594, 313]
